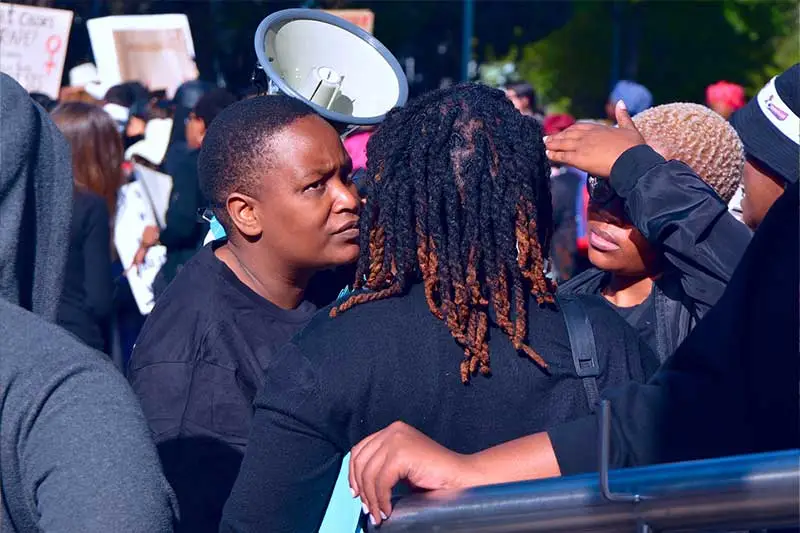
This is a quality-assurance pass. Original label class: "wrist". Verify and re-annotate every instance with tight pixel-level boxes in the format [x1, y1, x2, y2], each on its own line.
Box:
[457, 452, 492, 488]
[609, 144, 665, 198]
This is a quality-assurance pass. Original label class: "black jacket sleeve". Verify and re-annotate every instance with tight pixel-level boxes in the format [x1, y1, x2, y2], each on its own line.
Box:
[609, 145, 752, 317]
[549, 183, 798, 475]
[81, 197, 114, 322]
[159, 153, 202, 250]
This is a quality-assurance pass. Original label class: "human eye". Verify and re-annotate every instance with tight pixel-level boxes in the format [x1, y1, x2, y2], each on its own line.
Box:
[303, 179, 325, 193]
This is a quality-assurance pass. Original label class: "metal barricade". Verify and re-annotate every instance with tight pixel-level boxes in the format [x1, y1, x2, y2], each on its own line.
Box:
[371, 449, 799, 532]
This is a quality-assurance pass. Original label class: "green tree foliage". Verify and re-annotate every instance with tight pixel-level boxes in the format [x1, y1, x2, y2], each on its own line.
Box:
[486, 0, 798, 118]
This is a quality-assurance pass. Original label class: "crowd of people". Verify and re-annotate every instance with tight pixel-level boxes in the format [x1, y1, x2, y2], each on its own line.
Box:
[0, 58, 797, 533]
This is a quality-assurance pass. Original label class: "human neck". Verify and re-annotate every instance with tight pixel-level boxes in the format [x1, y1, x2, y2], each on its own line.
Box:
[603, 274, 655, 308]
[215, 241, 313, 310]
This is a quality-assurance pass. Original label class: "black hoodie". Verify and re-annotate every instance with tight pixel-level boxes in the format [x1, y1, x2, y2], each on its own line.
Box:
[550, 180, 799, 474]
[0, 73, 178, 532]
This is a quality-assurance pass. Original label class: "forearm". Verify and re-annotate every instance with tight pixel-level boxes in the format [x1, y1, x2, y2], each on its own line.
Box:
[462, 431, 561, 487]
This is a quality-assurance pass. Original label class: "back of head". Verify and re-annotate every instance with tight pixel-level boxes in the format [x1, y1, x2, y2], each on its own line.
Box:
[505, 81, 537, 108]
[193, 89, 237, 128]
[198, 95, 316, 232]
[706, 81, 745, 112]
[332, 83, 555, 382]
[633, 102, 744, 203]
[104, 81, 149, 109]
[170, 80, 215, 144]
[0, 74, 73, 320]
[52, 102, 125, 216]
[543, 113, 576, 136]
[610, 80, 653, 116]
[173, 80, 215, 111]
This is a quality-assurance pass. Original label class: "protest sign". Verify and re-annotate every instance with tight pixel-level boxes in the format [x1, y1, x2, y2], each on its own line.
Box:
[0, 3, 73, 98]
[323, 9, 374, 34]
[114, 164, 173, 315]
[87, 14, 197, 98]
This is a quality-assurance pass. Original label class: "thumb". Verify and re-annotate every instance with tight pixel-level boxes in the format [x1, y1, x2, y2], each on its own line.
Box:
[615, 99, 637, 130]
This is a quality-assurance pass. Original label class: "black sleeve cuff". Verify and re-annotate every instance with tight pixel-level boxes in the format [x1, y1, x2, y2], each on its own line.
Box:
[609, 145, 666, 198]
[547, 414, 599, 476]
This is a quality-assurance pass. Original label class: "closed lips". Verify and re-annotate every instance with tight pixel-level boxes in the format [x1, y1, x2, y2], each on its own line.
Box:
[589, 227, 620, 251]
[333, 220, 359, 234]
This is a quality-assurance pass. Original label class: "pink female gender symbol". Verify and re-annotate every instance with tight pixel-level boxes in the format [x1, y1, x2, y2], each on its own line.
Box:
[44, 35, 62, 75]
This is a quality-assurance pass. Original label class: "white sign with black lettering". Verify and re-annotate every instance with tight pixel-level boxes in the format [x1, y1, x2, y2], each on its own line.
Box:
[0, 3, 73, 98]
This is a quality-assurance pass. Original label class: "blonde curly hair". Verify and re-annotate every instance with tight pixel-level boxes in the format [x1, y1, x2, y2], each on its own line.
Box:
[633, 103, 744, 203]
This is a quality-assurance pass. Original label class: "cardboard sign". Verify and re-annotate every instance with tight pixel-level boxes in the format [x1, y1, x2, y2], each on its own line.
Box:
[0, 3, 73, 98]
[114, 165, 173, 315]
[323, 9, 374, 34]
[87, 14, 197, 98]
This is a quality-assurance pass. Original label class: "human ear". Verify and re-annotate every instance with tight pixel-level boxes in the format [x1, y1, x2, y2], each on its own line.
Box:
[226, 193, 262, 238]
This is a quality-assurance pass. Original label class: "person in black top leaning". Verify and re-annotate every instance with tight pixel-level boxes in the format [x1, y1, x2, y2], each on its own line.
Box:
[559, 102, 752, 362]
[52, 102, 124, 353]
[343, 71, 799, 525]
[127, 95, 361, 532]
[134, 89, 238, 292]
[220, 84, 658, 532]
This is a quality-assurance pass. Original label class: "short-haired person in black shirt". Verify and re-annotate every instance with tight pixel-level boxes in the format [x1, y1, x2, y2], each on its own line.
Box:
[220, 84, 658, 532]
[127, 95, 361, 532]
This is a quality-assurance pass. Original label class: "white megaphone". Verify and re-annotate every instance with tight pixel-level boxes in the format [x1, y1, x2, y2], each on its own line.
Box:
[252, 8, 408, 131]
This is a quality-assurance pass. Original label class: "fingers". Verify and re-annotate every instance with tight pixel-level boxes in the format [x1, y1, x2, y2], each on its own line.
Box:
[543, 136, 581, 154]
[545, 123, 598, 143]
[545, 149, 569, 165]
[349, 430, 381, 497]
[351, 431, 389, 523]
[360, 447, 393, 526]
[615, 100, 636, 130]
[350, 422, 414, 526]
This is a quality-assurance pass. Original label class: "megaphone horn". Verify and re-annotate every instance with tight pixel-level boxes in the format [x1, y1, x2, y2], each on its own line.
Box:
[253, 9, 409, 130]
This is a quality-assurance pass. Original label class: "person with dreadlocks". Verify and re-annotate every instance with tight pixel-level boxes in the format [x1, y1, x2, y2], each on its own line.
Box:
[220, 83, 657, 532]
[339, 86, 798, 526]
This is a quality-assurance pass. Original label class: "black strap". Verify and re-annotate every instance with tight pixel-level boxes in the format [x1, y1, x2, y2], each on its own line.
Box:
[558, 294, 601, 412]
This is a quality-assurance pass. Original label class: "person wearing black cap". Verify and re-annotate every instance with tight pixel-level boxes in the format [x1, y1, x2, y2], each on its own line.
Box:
[730, 63, 799, 229]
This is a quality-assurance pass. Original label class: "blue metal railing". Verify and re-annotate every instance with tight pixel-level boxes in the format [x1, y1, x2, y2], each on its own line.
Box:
[371, 449, 799, 532]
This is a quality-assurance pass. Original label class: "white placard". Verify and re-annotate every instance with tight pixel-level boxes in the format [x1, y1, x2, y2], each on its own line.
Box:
[114, 168, 173, 315]
[0, 3, 73, 98]
[87, 14, 197, 98]
[133, 163, 172, 228]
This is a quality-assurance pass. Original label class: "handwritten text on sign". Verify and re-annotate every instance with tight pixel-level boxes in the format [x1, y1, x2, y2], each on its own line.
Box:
[0, 3, 73, 98]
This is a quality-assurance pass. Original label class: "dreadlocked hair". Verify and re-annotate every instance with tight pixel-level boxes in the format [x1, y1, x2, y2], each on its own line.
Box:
[330, 83, 556, 383]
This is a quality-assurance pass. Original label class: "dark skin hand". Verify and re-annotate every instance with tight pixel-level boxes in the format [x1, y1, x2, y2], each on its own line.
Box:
[544, 100, 645, 178]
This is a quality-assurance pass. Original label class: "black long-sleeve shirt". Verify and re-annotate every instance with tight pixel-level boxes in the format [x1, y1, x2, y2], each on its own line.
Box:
[549, 164, 799, 475]
[220, 284, 658, 533]
[57, 189, 113, 352]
